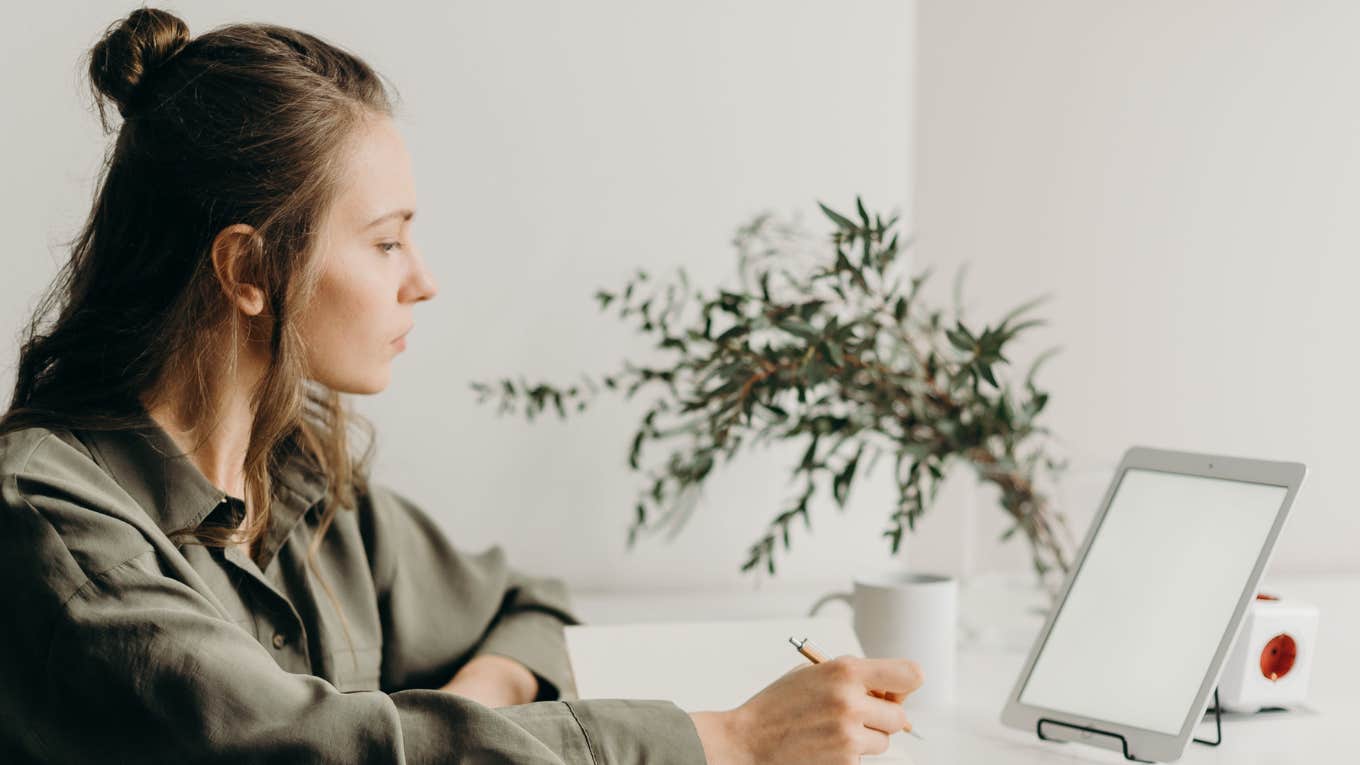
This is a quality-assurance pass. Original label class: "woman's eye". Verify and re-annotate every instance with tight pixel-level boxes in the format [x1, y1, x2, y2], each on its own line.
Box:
[378, 241, 401, 255]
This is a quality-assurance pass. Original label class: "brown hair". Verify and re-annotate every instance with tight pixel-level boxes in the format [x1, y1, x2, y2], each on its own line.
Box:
[1, 7, 399, 644]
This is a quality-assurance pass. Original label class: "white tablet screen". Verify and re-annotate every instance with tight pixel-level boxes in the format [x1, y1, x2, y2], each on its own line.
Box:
[1019, 468, 1287, 734]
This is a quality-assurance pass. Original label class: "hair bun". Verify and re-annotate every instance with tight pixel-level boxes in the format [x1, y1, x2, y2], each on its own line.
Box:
[89, 7, 191, 119]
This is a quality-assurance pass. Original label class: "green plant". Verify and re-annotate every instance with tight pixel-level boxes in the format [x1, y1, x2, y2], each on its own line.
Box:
[472, 198, 1072, 580]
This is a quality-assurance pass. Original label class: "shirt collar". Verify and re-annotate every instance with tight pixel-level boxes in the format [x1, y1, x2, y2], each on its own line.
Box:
[79, 405, 330, 549]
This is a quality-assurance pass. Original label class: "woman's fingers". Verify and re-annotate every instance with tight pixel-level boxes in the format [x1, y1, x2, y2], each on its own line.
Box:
[854, 656, 925, 696]
[856, 692, 913, 735]
[854, 725, 893, 756]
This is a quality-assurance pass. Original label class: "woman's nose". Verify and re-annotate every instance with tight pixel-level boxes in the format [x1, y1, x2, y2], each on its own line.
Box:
[403, 244, 438, 302]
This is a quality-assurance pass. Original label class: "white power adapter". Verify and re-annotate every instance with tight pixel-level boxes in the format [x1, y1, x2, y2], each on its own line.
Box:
[1217, 593, 1319, 714]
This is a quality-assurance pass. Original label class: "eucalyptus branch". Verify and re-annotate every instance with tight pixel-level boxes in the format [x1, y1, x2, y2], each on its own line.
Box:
[472, 197, 1073, 581]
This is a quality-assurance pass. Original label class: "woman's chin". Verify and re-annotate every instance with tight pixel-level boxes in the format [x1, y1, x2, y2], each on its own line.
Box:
[315, 368, 391, 396]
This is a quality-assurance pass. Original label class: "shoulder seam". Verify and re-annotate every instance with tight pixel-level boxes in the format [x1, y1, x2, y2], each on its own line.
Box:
[10, 430, 157, 605]
[56, 542, 159, 611]
[15, 429, 59, 477]
[17, 491, 157, 610]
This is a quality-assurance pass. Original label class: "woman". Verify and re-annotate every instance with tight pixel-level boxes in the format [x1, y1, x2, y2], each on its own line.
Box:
[0, 8, 923, 763]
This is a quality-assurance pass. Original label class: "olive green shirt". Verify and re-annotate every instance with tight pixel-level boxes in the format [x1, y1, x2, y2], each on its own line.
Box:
[0, 411, 708, 763]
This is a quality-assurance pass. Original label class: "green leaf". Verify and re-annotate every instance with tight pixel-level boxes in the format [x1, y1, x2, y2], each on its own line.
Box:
[658, 335, 688, 352]
[909, 267, 933, 300]
[951, 262, 971, 319]
[780, 318, 820, 341]
[832, 444, 864, 507]
[885, 525, 904, 554]
[976, 362, 999, 388]
[1026, 346, 1062, 388]
[945, 328, 973, 352]
[996, 395, 1014, 427]
[799, 435, 820, 470]
[715, 324, 749, 343]
[1029, 392, 1050, 416]
[823, 340, 844, 369]
[798, 299, 826, 320]
[817, 201, 857, 231]
[848, 266, 869, 292]
[999, 293, 1051, 327]
[805, 361, 829, 386]
[627, 430, 645, 469]
[997, 318, 1046, 343]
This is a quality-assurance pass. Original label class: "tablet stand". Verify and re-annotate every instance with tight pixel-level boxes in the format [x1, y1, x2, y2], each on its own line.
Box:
[1035, 688, 1222, 762]
[1193, 689, 1223, 747]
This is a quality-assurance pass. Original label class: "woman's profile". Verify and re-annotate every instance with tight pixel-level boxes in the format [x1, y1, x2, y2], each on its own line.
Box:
[0, 8, 923, 763]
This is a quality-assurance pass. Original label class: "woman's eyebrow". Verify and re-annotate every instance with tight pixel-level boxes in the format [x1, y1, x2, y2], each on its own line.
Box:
[364, 208, 415, 229]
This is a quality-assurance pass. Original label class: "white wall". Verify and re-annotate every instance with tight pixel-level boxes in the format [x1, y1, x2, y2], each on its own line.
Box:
[916, 0, 1360, 575]
[2, 2, 916, 592]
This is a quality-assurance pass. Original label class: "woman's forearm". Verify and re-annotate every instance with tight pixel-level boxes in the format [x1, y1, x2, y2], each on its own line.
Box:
[689, 710, 752, 765]
[440, 654, 540, 707]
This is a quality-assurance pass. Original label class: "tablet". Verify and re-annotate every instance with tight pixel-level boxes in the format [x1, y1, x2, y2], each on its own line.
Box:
[1000, 446, 1306, 762]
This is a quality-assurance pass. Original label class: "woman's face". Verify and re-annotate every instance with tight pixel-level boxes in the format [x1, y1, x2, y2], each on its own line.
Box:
[298, 115, 438, 394]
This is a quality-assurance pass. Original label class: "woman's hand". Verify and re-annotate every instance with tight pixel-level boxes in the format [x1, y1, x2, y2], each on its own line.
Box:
[439, 654, 540, 708]
[689, 655, 923, 765]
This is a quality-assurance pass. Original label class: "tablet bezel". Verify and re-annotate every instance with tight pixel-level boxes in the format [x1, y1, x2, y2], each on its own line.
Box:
[999, 446, 1306, 762]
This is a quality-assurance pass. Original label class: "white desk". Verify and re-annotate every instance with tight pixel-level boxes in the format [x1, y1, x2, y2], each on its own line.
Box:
[571, 576, 1357, 763]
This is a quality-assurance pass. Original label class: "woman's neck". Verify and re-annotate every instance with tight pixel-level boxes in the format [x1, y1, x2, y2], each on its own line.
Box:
[145, 397, 252, 499]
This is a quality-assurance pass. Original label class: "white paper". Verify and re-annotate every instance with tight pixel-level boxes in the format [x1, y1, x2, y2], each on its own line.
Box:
[565, 617, 915, 762]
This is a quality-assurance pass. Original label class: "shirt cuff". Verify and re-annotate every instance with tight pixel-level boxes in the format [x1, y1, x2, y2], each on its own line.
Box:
[475, 609, 579, 701]
[562, 698, 709, 765]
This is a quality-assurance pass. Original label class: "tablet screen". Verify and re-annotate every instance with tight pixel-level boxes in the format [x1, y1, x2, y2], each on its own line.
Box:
[1019, 468, 1287, 734]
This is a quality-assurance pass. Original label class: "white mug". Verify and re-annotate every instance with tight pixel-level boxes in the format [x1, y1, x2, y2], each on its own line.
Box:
[809, 572, 958, 707]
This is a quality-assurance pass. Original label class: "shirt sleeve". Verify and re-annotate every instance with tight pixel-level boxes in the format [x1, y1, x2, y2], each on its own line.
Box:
[1, 459, 709, 763]
[359, 482, 579, 702]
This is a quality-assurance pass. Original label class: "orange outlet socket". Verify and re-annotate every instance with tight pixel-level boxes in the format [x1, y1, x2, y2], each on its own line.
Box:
[1260, 633, 1297, 682]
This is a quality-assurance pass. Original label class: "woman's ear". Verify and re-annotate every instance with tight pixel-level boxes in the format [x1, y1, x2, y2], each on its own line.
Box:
[210, 223, 266, 317]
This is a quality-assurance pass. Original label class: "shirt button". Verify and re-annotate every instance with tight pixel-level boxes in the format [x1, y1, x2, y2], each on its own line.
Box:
[272, 632, 287, 649]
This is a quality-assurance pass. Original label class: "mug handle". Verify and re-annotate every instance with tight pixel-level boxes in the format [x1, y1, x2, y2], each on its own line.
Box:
[808, 591, 852, 617]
